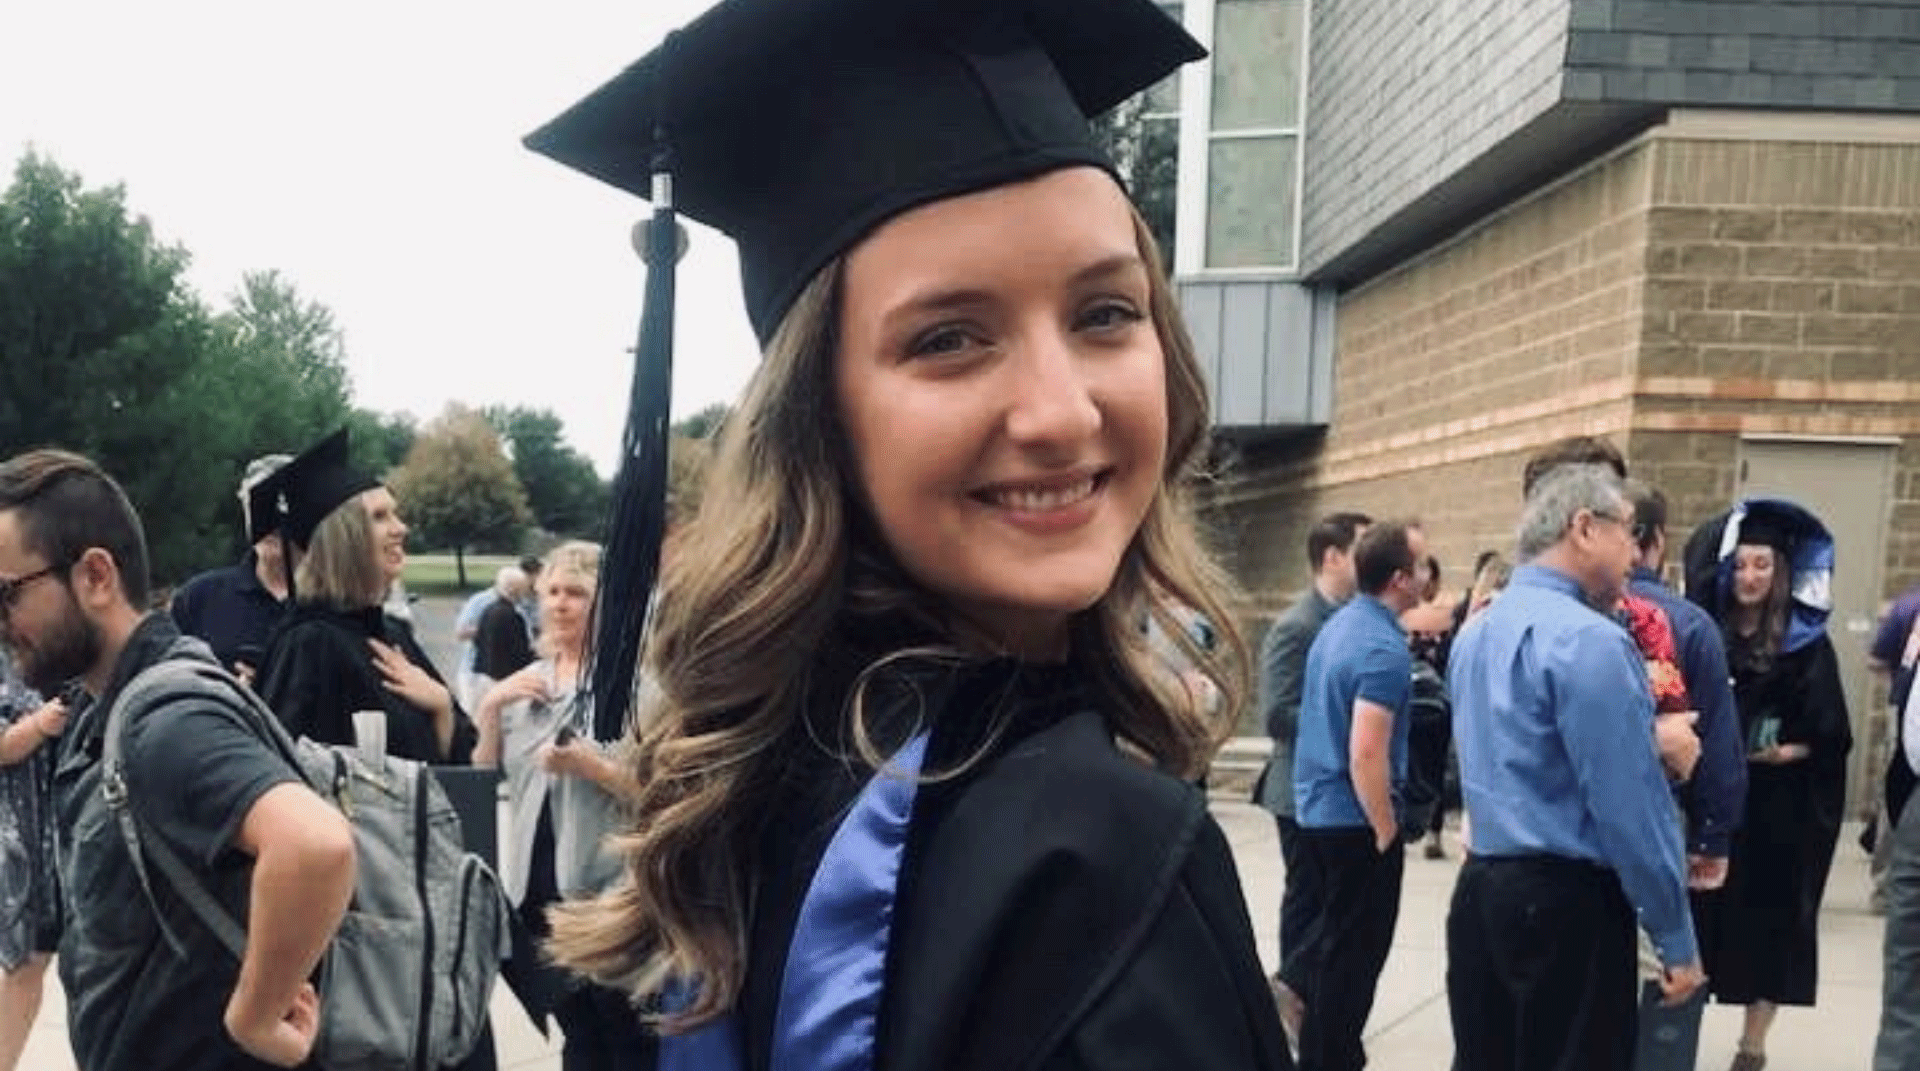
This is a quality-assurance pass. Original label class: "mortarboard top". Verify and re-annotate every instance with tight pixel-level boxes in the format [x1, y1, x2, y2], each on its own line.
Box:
[525, 0, 1204, 343]
[246, 428, 380, 549]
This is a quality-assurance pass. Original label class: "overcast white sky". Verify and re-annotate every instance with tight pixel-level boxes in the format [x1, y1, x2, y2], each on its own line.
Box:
[0, 0, 757, 476]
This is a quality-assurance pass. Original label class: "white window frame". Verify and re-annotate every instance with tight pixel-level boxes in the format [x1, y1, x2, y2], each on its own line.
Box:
[1174, 0, 1312, 278]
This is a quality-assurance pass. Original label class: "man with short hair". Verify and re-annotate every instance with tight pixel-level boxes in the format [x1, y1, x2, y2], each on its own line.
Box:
[1623, 483, 1747, 882]
[1285, 520, 1427, 1071]
[1255, 511, 1371, 1041]
[170, 454, 294, 683]
[0, 449, 354, 1071]
[1447, 465, 1703, 1071]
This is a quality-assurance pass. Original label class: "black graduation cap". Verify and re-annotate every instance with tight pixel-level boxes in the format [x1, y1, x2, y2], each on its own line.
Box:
[525, 0, 1203, 738]
[1731, 511, 1797, 556]
[247, 428, 380, 550]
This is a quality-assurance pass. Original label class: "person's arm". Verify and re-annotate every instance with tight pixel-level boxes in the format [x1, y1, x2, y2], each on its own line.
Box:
[1258, 612, 1312, 743]
[125, 701, 351, 1066]
[1679, 617, 1745, 863]
[1549, 626, 1698, 970]
[225, 783, 356, 1065]
[1870, 604, 1911, 679]
[1349, 698, 1398, 851]
[548, 739, 640, 798]
[0, 697, 64, 766]
[453, 593, 487, 644]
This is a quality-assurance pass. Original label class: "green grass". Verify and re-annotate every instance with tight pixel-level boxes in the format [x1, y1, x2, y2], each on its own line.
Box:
[403, 553, 516, 595]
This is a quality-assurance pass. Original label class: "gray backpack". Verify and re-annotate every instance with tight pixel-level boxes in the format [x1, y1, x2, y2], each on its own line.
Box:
[102, 641, 512, 1071]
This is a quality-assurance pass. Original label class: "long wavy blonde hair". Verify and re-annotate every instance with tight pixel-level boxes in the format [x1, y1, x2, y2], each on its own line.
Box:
[547, 210, 1248, 1030]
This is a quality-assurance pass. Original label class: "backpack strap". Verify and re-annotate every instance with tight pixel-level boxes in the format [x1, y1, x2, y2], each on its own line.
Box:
[101, 639, 309, 962]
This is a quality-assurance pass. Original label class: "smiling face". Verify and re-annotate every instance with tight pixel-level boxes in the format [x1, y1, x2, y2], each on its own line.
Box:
[361, 487, 409, 585]
[833, 167, 1168, 657]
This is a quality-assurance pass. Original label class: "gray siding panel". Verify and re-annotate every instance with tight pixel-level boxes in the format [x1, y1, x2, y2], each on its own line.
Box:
[1297, 0, 1920, 282]
[1178, 280, 1332, 429]
[1183, 282, 1226, 405]
[1218, 284, 1270, 427]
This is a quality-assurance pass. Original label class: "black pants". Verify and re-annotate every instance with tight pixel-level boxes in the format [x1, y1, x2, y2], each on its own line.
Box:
[1275, 815, 1318, 976]
[1448, 855, 1637, 1071]
[1285, 828, 1405, 1071]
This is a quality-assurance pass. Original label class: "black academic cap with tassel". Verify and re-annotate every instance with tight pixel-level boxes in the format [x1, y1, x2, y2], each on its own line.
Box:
[524, 0, 1202, 739]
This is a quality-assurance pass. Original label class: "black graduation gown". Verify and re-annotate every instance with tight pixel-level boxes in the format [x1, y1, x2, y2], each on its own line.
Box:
[719, 654, 1293, 1071]
[1692, 634, 1851, 1006]
[254, 603, 478, 764]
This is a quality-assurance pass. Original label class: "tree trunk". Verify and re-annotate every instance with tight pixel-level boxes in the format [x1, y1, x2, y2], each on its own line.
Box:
[455, 546, 468, 589]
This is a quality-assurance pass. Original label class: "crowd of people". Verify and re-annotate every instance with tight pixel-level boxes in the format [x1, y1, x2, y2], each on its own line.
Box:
[0, 0, 1914, 1070]
[1248, 432, 1919, 1071]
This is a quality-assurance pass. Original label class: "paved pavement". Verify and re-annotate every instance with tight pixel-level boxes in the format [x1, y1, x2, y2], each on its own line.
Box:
[21, 803, 1893, 1070]
[15, 597, 1896, 1068]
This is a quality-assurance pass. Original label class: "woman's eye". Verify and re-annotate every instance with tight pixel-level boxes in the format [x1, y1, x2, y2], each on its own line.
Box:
[907, 325, 981, 359]
[1078, 302, 1145, 331]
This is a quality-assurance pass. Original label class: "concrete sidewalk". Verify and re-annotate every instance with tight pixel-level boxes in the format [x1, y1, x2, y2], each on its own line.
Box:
[21, 804, 1891, 1070]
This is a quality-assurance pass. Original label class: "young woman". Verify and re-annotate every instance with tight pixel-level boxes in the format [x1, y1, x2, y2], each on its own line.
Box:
[252, 430, 476, 764]
[0, 655, 62, 1071]
[473, 542, 645, 1070]
[526, 0, 1291, 1067]
[1685, 501, 1851, 1071]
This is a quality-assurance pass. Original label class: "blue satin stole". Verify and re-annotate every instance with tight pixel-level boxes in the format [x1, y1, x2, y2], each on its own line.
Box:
[659, 731, 932, 1071]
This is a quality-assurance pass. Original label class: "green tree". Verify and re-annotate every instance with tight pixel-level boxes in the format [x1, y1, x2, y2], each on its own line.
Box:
[484, 405, 608, 539]
[389, 404, 532, 587]
[1091, 93, 1178, 271]
[345, 408, 417, 477]
[671, 402, 731, 441]
[0, 153, 375, 585]
[0, 152, 248, 586]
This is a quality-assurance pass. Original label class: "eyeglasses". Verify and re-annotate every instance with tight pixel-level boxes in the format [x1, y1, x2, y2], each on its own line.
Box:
[0, 566, 59, 617]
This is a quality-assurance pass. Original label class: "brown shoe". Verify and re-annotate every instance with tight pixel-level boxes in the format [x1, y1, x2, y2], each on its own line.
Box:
[1729, 1051, 1766, 1071]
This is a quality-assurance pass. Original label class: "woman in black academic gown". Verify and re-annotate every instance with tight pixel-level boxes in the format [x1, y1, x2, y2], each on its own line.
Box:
[250, 429, 492, 1071]
[252, 429, 477, 765]
[525, 1, 1293, 1069]
[1685, 500, 1851, 1071]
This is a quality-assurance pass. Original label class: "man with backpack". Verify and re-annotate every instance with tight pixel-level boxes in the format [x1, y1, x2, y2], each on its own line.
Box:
[0, 449, 355, 1071]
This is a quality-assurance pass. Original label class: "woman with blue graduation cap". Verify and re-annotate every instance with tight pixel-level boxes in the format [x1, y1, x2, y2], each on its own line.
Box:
[1683, 499, 1852, 1071]
[524, 0, 1293, 1067]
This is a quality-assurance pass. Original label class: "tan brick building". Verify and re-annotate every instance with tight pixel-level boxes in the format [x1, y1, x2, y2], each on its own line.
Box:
[1154, 1, 1920, 803]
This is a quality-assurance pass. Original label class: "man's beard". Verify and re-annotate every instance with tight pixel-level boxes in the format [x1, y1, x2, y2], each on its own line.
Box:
[13, 598, 100, 697]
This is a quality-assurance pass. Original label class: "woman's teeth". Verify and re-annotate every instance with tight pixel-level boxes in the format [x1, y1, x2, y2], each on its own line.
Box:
[991, 477, 1096, 512]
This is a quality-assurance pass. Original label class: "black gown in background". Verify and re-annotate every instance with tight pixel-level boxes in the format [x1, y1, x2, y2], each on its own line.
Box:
[254, 603, 478, 764]
[1692, 633, 1851, 1006]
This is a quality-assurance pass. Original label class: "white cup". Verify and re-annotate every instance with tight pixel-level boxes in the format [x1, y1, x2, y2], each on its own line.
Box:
[351, 710, 387, 766]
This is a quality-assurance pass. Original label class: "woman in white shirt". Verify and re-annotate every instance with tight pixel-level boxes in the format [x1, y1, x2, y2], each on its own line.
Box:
[473, 541, 642, 1070]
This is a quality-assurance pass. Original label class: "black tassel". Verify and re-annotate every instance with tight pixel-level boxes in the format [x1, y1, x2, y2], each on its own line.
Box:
[588, 129, 679, 742]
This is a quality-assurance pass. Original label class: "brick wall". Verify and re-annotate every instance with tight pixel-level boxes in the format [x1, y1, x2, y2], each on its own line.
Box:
[1210, 140, 1658, 605]
[1631, 133, 1920, 591]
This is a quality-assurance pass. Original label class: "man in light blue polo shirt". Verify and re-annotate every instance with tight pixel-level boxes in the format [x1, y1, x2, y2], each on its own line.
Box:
[1286, 520, 1427, 1071]
[1446, 464, 1704, 1071]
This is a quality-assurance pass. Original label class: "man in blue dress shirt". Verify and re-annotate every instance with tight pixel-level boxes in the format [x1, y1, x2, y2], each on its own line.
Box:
[1446, 464, 1704, 1071]
[1286, 520, 1427, 1071]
